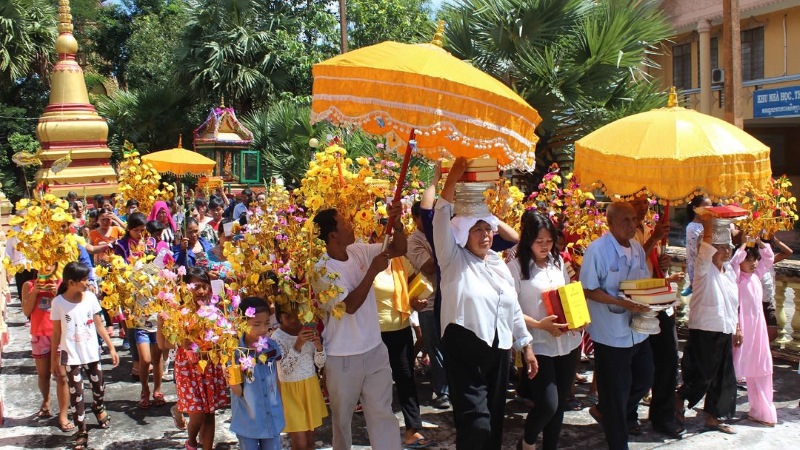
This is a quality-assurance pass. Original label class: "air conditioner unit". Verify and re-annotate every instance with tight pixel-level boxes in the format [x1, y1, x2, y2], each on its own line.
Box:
[711, 68, 725, 85]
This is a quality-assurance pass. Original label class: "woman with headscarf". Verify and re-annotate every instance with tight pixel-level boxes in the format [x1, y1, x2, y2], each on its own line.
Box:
[147, 200, 177, 247]
[433, 157, 536, 450]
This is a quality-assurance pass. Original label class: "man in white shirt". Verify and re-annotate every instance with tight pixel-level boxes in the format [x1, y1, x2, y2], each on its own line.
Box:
[676, 213, 739, 434]
[311, 204, 406, 450]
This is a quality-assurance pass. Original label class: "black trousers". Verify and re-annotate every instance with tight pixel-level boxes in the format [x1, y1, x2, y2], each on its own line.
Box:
[648, 311, 679, 428]
[441, 324, 509, 450]
[520, 347, 580, 450]
[677, 329, 737, 419]
[594, 340, 654, 450]
[381, 326, 423, 431]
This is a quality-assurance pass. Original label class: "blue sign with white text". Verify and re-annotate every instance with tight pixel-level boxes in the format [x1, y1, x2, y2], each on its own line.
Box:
[754, 86, 800, 118]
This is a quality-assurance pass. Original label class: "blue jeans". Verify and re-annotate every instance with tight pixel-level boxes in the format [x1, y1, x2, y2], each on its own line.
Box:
[418, 310, 448, 397]
[236, 435, 281, 450]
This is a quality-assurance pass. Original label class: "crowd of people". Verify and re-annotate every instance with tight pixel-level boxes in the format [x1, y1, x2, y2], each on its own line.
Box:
[2, 155, 795, 450]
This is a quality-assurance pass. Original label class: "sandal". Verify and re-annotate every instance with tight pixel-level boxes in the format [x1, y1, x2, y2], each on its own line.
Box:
[404, 437, 433, 449]
[36, 406, 53, 419]
[92, 404, 111, 429]
[702, 422, 736, 434]
[184, 440, 199, 450]
[74, 431, 88, 450]
[152, 392, 166, 407]
[138, 392, 151, 409]
[59, 420, 76, 432]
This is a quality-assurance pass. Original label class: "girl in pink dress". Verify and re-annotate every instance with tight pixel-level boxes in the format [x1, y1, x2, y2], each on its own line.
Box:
[731, 240, 776, 426]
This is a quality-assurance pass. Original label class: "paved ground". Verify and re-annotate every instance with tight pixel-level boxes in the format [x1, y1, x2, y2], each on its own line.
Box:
[2, 291, 800, 450]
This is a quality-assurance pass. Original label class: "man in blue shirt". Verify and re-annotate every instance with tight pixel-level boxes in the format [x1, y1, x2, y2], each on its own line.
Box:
[580, 202, 653, 450]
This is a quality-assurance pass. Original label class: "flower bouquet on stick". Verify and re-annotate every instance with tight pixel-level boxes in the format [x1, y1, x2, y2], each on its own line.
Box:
[728, 175, 799, 241]
[3, 188, 84, 277]
[115, 141, 174, 213]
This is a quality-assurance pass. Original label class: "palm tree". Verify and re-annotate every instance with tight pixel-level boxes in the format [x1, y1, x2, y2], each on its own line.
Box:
[441, 0, 673, 174]
[0, 0, 57, 87]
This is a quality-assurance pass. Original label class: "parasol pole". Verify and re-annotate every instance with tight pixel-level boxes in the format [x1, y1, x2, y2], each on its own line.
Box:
[382, 129, 416, 250]
[662, 199, 670, 247]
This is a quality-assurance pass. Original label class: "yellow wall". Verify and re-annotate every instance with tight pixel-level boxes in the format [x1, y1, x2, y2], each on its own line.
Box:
[652, 5, 800, 119]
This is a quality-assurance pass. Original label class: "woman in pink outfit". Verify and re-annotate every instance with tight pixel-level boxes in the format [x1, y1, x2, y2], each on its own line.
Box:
[731, 240, 776, 426]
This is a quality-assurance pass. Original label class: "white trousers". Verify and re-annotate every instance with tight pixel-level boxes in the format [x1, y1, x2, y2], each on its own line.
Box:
[326, 342, 401, 450]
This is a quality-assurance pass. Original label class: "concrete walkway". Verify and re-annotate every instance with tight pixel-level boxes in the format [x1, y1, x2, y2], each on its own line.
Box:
[1, 293, 799, 450]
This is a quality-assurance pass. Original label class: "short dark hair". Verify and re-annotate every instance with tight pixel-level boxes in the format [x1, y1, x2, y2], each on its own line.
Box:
[208, 197, 224, 210]
[184, 266, 210, 285]
[126, 212, 147, 232]
[93, 194, 104, 206]
[126, 199, 139, 208]
[241, 188, 252, 197]
[194, 198, 207, 208]
[411, 201, 422, 218]
[145, 220, 164, 235]
[313, 208, 338, 243]
[238, 296, 270, 316]
[744, 245, 762, 261]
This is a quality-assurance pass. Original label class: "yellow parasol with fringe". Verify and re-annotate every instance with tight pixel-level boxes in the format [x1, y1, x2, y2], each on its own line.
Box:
[574, 87, 771, 204]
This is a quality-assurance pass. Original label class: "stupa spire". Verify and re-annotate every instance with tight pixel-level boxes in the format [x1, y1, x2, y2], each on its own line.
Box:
[35, 0, 117, 197]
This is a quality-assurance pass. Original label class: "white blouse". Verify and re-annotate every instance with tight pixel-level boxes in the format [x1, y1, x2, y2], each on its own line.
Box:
[433, 198, 532, 351]
[271, 328, 326, 383]
[507, 257, 582, 357]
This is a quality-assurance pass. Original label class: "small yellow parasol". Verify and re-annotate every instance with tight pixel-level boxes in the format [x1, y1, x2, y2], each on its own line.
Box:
[141, 136, 217, 176]
[574, 88, 771, 204]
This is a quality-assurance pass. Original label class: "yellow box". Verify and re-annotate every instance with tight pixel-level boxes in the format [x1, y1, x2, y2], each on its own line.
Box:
[407, 274, 433, 300]
[557, 281, 591, 329]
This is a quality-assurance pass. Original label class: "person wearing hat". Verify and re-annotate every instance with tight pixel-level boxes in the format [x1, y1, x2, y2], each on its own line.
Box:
[676, 212, 739, 434]
[434, 157, 536, 450]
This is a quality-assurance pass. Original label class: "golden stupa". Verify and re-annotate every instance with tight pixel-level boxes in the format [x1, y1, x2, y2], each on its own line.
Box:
[34, 0, 117, 197]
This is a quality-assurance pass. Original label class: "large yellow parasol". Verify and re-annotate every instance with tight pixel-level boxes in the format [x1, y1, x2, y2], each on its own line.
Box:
[574, 88, 771, 204]
[141, 137, 217, 176]
[311, 25, 541, 171]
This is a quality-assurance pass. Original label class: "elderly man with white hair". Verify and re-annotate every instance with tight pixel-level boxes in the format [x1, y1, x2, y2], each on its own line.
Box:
[580, 201, 653, 450]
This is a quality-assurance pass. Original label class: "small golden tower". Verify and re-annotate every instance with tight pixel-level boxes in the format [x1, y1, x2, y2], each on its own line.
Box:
[34, 0, 117, 196]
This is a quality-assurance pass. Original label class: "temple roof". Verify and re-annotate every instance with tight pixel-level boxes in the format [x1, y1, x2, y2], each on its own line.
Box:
[193, 99, 254, 151]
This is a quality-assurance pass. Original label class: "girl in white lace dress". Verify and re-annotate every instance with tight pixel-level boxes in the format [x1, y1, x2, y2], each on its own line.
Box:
[272, 305, 328, 450]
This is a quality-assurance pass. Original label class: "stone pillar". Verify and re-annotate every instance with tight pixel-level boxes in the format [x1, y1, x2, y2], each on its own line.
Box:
[697, 20, 713, 114]
[722, 0, 744, 128]
[787, 286, 800, 351]
[773, 280, 791, 347]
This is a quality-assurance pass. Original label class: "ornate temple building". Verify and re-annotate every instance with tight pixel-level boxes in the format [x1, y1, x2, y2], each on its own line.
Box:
[34, 0, 117, 196]
[193, 99, 258, 184]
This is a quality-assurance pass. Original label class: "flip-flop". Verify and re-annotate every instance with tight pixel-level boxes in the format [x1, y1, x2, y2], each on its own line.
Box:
[36, 407, 53, 419]
[58, 421, 76, 432]
[404, 438, 433, 449]
[702, 422, 736, 434]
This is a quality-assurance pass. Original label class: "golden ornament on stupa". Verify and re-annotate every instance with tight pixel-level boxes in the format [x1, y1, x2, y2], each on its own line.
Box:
[34, 0, 117, 197]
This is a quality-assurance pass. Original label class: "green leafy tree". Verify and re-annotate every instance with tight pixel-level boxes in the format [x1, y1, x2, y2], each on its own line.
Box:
[348, 0, 436, 49]
[0, 0, 57, 87]
[126, 2, 190, 89]
[441, 0, 672, 173]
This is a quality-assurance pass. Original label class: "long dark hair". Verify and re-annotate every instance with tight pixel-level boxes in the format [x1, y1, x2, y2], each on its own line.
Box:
[686, 195, 709, 223]
[184, 266, 210, 285]
[57, 261, 91, 296]
[517, 210, 560, 280]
